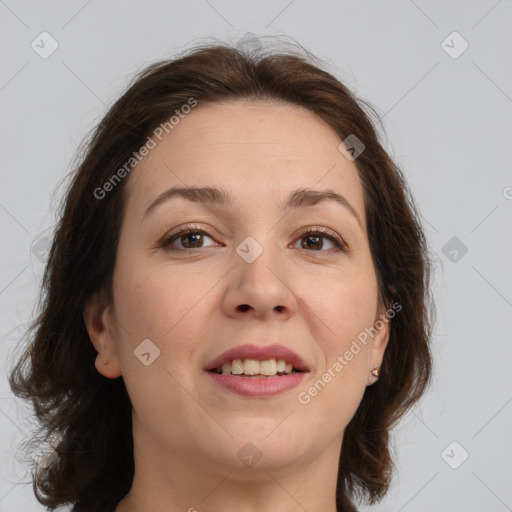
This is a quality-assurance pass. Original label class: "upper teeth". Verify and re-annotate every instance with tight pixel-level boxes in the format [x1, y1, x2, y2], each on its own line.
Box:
[217, 359, 295, 376]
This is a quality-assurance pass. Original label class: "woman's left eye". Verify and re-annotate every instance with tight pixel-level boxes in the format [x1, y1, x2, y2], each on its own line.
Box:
[160, 225, 347, 253]
[293, 228, 347, 252]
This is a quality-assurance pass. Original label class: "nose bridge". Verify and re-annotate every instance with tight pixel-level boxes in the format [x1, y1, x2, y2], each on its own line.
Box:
[231, 197, 282, 265]
[236, 230, 282, 286]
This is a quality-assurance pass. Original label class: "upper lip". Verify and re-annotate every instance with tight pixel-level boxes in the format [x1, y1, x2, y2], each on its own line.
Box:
[205, 344, 310, 372]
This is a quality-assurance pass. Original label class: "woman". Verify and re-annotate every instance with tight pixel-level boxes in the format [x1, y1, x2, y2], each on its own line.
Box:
[10, 40, 435, 512]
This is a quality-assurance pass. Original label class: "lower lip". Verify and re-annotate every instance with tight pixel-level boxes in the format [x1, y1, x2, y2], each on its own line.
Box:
[205, 371, 307, 397]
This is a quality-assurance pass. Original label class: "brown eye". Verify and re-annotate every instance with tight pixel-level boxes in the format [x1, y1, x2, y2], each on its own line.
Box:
[176, 232, 207, 249]
[301, 234, 325, 250]
[294, 227, 347, 252]
[161, 226, 217, 251]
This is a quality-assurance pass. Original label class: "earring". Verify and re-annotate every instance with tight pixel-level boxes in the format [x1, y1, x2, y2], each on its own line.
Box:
[103, 360, 109, 365]
[371, 366, 380, 377]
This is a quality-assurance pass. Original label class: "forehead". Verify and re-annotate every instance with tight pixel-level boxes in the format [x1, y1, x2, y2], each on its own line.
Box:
[124, 100, 365, 222]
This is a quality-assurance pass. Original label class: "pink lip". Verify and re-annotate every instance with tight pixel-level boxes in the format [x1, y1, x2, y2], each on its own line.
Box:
[206, 372, 306, 397]
[204, 343, 309, 398]
[204, 343, 309, 372]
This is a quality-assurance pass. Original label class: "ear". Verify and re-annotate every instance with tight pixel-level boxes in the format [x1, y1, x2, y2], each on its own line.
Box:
[83, 292, 122, 379]
[367, 301, 392, 386]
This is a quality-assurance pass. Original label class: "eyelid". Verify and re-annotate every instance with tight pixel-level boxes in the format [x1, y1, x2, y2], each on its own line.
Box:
[159, 223, 217, 247]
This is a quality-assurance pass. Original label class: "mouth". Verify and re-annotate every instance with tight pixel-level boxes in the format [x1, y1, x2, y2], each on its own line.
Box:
[204, 344, 309, 397]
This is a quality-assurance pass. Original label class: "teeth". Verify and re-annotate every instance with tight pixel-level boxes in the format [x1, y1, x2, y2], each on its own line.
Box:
[231, 359, 244, 375]
[215, 358, 297, 376]
[243, 359, 260, 375]
[260, 359, 277, 376]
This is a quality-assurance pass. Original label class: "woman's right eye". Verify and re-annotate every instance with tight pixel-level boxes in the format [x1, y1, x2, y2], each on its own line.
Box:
[161, 227, 218, 251]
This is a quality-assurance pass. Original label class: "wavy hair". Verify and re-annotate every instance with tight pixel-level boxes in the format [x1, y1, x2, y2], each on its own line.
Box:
[9, 39, 435, 512]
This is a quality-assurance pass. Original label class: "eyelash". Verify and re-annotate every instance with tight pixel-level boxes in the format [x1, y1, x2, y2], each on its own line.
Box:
[159, 224, 348, 253]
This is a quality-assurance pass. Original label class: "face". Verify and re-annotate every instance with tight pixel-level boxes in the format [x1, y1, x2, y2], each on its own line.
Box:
[85, 100, 389, 475]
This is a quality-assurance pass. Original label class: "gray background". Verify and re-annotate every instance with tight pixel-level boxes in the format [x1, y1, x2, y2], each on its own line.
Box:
[1, 1, 511, 510]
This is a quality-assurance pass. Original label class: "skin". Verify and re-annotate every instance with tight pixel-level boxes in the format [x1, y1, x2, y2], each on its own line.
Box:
[84, 100, 390, 512]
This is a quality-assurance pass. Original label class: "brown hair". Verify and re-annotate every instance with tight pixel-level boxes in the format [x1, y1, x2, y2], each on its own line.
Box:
[9, 39, 435, 512]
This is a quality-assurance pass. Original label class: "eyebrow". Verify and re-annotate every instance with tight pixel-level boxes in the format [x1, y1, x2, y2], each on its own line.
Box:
[143, 186, 363, 229]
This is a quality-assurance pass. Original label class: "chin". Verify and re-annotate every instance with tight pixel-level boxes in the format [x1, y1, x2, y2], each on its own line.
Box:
[200, 422, 309, 470]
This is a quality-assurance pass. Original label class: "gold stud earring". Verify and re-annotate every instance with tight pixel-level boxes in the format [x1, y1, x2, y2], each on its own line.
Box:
[371, 366, 380, 377]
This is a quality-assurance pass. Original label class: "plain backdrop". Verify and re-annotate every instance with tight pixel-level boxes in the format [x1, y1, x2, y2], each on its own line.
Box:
[1, 1, 511, 511]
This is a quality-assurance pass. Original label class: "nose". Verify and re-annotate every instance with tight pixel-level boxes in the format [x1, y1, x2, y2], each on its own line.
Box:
[222, 245, 297, 321]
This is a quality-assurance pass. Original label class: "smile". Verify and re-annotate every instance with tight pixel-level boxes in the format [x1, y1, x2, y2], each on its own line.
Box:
[209, 358, 303, 377]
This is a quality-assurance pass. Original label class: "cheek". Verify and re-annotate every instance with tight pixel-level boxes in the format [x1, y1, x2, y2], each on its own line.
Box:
[114, 255, 186, 330]
[301, 271, 377, 408]
[294, 348, 370, 450]
[315, 272, 379, 354]
[110, 261, 212, 436]
[112, 258, 217, 368]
